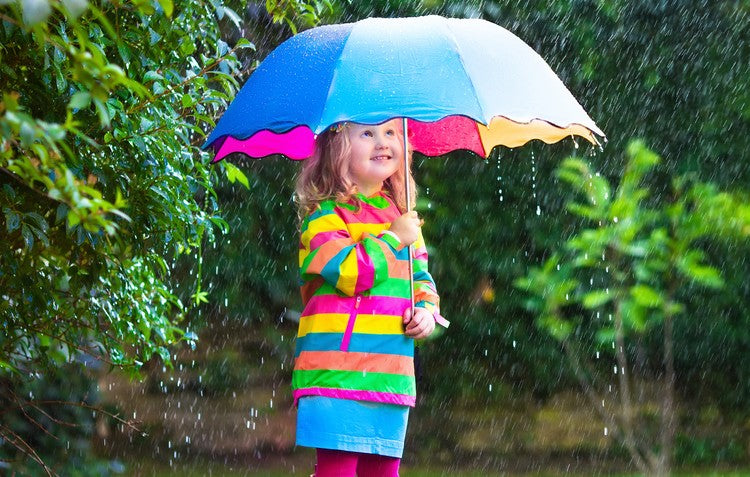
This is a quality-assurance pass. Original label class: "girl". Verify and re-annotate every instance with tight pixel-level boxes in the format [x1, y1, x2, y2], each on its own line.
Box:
[292, 119, 448, 476]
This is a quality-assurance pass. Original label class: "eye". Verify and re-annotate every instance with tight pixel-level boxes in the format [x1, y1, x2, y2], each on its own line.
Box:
[362, 130, 373, 137]
[385, 129, 396, 136]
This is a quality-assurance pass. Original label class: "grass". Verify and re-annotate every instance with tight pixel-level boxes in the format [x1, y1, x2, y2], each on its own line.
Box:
[125, 458, 750, 477]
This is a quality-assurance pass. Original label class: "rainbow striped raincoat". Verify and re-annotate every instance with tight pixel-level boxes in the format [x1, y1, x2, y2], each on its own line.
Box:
[292, 191, 447, 408]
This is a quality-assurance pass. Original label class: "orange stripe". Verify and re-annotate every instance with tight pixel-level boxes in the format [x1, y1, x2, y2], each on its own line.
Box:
[295, 350, 414, 376]
[306, 237, 353, 273]
[372, 236, 407, 279]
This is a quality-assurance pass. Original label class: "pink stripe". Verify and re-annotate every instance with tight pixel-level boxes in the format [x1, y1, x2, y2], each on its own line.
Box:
[336, 203, 399, 225]
[212, 126, 315, 162]
[305, 294, 410, 315]
[211, 118, 491, 162]
[408, 116, 486, 158]
[309, 229, 349, 250]
[354, 246, 374, 293]
[293, 388, 416, 407]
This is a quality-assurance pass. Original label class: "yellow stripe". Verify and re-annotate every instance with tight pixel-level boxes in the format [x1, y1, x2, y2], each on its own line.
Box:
[336, 253, 358, 296]
[301, 213, 346, 247]
[347, 222, 389, 241]
[299, 248, 309, 268]
[478, 116, 599, 150]
[297, 313, 404, 337]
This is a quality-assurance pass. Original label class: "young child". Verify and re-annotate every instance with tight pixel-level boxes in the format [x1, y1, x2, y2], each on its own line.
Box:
[292, 119, 448, 476]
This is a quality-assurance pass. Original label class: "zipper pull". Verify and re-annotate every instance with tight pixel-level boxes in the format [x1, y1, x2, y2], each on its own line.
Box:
[355, 295, 361, 309]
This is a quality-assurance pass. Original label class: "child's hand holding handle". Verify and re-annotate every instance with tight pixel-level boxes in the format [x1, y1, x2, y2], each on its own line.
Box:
[403, 307, 436, 340]
[388, 211, 421, 246]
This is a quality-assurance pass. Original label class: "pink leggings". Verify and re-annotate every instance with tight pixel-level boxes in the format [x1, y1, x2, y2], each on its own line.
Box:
[314, 448, 401, 477]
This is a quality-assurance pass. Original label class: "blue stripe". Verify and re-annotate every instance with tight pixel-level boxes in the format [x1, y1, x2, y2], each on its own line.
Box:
[295, 333, 413, 358]
[412, 270, 434, 283]
[319, 244, 355, 286]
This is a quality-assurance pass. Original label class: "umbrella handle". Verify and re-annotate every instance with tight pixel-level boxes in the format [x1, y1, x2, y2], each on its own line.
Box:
[402, 118, 415, 316]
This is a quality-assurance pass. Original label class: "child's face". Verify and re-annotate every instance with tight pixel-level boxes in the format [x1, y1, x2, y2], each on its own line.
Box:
[345, 119, 403, 195]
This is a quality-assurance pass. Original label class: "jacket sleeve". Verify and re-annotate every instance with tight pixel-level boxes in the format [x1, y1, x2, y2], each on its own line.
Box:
[412, 230, 449, 328]
[299, 207, 404, 297]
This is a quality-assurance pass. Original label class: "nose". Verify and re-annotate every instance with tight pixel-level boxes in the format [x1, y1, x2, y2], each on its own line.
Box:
[374, 135, 388, 149]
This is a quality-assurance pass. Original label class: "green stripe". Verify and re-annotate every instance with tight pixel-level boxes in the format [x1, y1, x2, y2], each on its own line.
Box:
[292, 369, 415, 396]
[312, 278, 410, 299]
[379, 232, 401, 250]
[362, 235, 389, 286]
[370, 277, 410, 298]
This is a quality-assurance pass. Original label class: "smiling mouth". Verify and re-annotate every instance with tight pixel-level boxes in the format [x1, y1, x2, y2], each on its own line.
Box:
[370, 155, 392, 161]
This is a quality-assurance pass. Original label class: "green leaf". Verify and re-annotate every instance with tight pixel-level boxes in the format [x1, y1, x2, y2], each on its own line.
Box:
[630, 284, 663, 308]
[621, 300, 649, 332]
[235, 38, 255, 50]
[224, 162, 249, 189]
[538, 314, 575, 342]
[68, 91, 91, 110]
[20, 121, 36, 146]
[222, 6, 243, 31]
[157, 0, 173, 17]
[144, 70, 164, 82]
[21, 224, 34, 249]
[582, 290, 614, 309]
[92, 98, 110, 128]
[678, 250, 724, 289]
[67, 209, 81, 228]
[4, 208, 20, 233]
[22, 0, 52, 26]
[62, 0, 88, 18]
[192, 290, 209, 305]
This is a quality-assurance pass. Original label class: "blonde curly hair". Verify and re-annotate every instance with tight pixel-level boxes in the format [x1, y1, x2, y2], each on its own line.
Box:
[295, 122, 416, 219]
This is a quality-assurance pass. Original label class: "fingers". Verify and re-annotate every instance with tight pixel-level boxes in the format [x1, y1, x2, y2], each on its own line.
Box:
[402, 307, 412, 324]
[403, 308, 435, 339]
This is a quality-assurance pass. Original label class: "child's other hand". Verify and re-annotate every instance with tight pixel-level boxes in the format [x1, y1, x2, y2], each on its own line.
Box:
[389, 211, 421, 246]
[402, 307, 435, 340]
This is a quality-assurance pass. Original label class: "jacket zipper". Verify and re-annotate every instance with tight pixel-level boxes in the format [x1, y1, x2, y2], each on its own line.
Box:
[340, 295, 361, 352]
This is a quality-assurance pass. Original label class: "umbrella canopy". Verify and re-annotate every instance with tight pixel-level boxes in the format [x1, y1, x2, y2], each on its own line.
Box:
[204, 15, 604, 162]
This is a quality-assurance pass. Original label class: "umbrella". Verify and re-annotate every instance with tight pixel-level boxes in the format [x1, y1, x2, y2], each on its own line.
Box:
[203, 15, 604, 309]
[203, 15, 604, 162]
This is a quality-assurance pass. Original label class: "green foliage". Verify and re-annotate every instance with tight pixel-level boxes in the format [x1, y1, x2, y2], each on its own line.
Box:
[0, 0, 329, 471]
[0, 0, 254, 380]
[517, 140, 749, 345]
[0, 366, 119, 476]
[265, 0, 334, 32]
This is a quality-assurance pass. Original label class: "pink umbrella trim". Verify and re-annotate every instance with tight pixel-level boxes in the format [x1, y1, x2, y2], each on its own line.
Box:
[210, 116, 487, 162]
